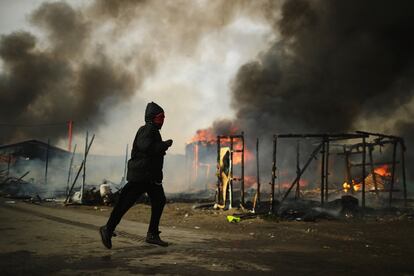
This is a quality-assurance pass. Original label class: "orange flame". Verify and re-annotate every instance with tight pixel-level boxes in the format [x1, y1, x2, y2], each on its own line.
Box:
[374, 165, 391, 177]
[188, 126, 253, 164]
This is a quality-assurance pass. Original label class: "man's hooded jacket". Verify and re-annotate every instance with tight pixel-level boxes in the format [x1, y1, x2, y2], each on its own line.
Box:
[127, 102, 169, 183]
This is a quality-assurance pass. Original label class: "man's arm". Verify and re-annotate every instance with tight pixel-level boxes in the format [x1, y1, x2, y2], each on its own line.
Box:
[134, 126, 171, 155]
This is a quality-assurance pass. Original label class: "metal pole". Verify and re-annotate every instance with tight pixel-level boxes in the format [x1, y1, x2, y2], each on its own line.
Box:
[325, 139, 330, 202]
[271, 135, 277, 214]
[66, 144, 77, 197]
[216, 136, 221, 206]
[362, 137, 366, 210]
[320, 140, 326, 206]
[241, 132, 245, 205]
[44, 139, 50, 186]
[389, 140, 398, 208]
[256, 138, 260, 205]
[81, 132, 88, 203]
[400, 139, 407, 207]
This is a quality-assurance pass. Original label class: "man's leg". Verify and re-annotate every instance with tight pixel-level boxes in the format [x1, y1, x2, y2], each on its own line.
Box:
[100, 181, 144, 249]
[146, 184, 168, 246]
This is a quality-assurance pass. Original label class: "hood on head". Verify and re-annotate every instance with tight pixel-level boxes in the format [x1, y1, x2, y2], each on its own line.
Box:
[145, 102, 164, 123]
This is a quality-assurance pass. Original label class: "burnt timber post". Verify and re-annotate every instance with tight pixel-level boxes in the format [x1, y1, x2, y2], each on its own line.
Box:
[320, 140, 326, 206]
[241, 132, 245, 206]
[389, 140, 398, 208]
[65, 134, 95, 204]
[44, 138, 50, 186]
[400, 139, 407, 207]
[81, 132, 88, 203]
[7, 153, 11, 176]
[362, 137, 366, 210]
[325, 139, 330, 202]
[256, 137, 260, 205]
[229, 137, 234, 209]
[295, 140, 300, 199]
[66, 144, 77, 197]
[216, 136, 221, 206]
[368, 145, 379, 195]
[270, 135, 277, 214]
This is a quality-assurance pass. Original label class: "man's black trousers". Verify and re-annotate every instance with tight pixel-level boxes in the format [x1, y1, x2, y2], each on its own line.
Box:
[106, 181, 166, 234]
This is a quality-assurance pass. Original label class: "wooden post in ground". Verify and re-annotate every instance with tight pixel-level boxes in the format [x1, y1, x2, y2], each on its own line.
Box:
[66, 144, 77, 197]
[389, 140, 398, 208]
[400, 139, 407, 207]
[362, 137, 366, 210]
[325, 139, 330, 202]
[271, 135, 277, 214]
[320, 140, 326, 206]
[295, 140, 300, 199]
[44, 139, 50, 186]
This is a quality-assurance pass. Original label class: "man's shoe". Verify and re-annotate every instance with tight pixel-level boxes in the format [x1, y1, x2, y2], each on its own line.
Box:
[146, 231, 168, 247]
[99, 226, 112, 249]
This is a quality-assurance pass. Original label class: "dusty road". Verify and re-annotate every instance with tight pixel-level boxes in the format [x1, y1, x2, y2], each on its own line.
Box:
[1, 198, 414, 275]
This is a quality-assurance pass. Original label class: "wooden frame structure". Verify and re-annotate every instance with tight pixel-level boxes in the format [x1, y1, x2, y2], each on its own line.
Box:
[269, 132, 407, 214]
[216, 132, 245, 209]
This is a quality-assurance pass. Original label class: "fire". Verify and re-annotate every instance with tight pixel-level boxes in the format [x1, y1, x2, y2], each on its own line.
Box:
[188, 126, 254, 164]
[374, 165, 391, 177]
[343, 165, 390, 193]
[189, 129, 216, 144]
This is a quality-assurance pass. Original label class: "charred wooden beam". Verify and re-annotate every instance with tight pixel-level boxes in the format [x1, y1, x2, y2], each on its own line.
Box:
[400, 139, 407, 207]
[66, 144, 77, 197]
[321, 141, 326, 205]
[241, 132, 245, 206]
[368, 145, 379, 195]
[389, 141, 398, 208]
[65, 134, 95, 204]
[362, 137, 366, 210]
[270, 135, 277, 214]
[295, 140, 300, 199]
[216, 136, 221, 206]
[325, 139, 330, 202]
[356, 130, 402, 140]
[44, 138, 50, 186]
[281, 142, 324, 203]
[350, 161, 400, 167]
[277, 133, 368, 139]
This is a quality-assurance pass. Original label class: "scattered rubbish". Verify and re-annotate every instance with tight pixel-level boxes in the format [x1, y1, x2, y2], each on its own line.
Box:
[227, 215, 241, 223]
[194, 226, 200, 229]
[5, 200, 15, 204]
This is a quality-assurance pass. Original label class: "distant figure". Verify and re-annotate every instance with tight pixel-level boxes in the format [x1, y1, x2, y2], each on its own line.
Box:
[100, 102, 173, 248]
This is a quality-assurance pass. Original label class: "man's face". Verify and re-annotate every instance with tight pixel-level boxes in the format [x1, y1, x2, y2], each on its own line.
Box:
[153, 112, 165, 128]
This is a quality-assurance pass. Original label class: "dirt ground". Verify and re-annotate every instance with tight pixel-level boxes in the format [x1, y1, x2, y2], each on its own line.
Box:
[68, 201, 414, 275]
[1, 198, 414, 275]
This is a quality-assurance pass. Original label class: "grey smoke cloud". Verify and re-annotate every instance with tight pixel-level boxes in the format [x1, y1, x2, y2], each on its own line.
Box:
[0, 0, 275, 148]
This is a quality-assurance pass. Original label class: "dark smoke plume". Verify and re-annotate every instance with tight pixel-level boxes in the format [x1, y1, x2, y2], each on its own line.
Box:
[232, 0, 414, 137]
[195, 0, 414, 185]
[0, 0, 273, 146]
[0, 2, 135, 144]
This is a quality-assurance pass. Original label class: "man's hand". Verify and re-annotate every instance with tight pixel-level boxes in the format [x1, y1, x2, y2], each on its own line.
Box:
[165, 139, 173, 147]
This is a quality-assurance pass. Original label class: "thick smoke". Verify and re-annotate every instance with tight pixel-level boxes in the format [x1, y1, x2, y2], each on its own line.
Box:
[0, 2, 135, 143]
[232, 0, 414, 136]
[193, 0, 414, 188]
[0, 0, 272, 145]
